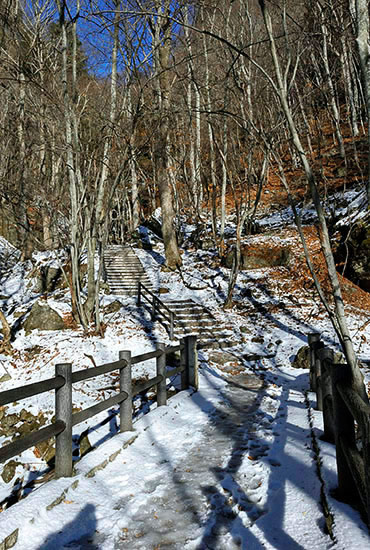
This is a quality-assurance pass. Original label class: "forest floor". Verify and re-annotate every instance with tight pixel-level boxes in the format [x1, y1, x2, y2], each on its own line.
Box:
[0, 186, 369, 549]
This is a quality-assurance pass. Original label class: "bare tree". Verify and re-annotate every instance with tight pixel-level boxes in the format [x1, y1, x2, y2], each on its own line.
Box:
[352, 0, 370, 202]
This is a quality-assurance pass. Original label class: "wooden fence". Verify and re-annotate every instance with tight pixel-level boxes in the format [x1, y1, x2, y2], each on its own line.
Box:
[0, 335, 198, 479]
[137, 282, 176, 339]
[308, 333, 370, 525]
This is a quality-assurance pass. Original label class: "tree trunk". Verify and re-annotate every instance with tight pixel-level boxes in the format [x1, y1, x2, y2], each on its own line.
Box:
[354, 0, 370, 202]
[151, 1, 182, 269]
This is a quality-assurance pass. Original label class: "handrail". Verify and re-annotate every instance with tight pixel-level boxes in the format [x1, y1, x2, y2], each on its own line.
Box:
[0, 337, 198, 480]
[72, 359, 127, 383]
[139, 282, 176, 316]
[138, 282, 176, 339]
[308, 333, 370, 526]
[0, 420, 65, 463]
[0, 375, 65, 407]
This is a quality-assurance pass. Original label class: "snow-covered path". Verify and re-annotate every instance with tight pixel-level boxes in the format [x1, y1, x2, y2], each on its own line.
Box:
[4, 367, 340, 550]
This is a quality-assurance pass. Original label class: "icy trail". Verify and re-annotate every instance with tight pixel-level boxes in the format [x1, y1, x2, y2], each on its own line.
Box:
[9, 368, 338, 550]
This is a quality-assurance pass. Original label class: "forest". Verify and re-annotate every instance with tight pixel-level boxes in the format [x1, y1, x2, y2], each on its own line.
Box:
[0, 1, 369, 383]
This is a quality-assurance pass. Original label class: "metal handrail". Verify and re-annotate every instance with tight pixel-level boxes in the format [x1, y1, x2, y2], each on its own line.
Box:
[138, 282, 176, 340]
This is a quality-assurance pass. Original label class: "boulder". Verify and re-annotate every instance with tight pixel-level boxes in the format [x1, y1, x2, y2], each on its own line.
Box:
[104, 300, 122, 314]
[292, 345, 310, 369]
[23, 301, 66, 334]
[223, 244, 291, 270]
[335, 219, 370, 292]
[209, 351, 236, 366]
[1, 460, 19, 484]
[189, 226, 215, 250]
[32, 266, 66, 293]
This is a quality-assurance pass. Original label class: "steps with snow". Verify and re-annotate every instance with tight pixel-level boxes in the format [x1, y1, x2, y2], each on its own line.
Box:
[160, 299, 238, 349]
[103, 245, 154, 296]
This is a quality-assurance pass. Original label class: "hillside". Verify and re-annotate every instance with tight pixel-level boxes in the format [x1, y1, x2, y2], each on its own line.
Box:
[0, 191, 369, 547]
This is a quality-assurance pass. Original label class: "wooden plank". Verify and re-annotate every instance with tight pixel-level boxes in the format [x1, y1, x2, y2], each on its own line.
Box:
[339, 435, 367, 509]
[166, 365, 185, 378]
[0, 376, 65, 407]
[165, 344, 183, 354]
[72, 391, 128, 427]
[72, 359, 127, 383]
[0, 420, 65, 464]
[132, 375, 162, 396]
[337, 382, 370, 426]
[131, 349, 163, 365]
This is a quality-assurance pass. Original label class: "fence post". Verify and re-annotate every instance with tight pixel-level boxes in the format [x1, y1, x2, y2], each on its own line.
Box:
[119, 351, 133, 432]
[308, 333, 321, 391]
[156, 343, 167, 406]
[55, 363, 73, 478]
[363, 416, 370, 527]
[185, 335, 198, 391]
[317, 347, 335, 443]
[170, 311, 174, 341]
[315, 344, 325, 411]
[330, 362, 360, 502]
[137, 282, 141, 306]
[180, 338, 189, 390]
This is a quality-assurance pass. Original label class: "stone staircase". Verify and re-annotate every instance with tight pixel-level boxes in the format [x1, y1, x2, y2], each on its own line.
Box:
[104, 247, 237, 348]
[159, 299, 238, 349]
[103, 246, 154, 296]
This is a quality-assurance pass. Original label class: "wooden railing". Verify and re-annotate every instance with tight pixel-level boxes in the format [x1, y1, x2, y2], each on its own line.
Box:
[137, 282, 176, 340]
[0, 336, 197, 479]
[308, 333, 370, 525]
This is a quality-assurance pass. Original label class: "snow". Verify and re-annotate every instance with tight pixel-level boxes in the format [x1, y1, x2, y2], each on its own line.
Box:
[0, 204, 369, 548]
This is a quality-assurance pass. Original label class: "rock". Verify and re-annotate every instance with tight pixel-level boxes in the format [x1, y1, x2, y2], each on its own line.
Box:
[104, 300, 122, 314]
[335, 166, 346, 178]
[292, 346, 310, 369]
[161, 265, 173, 272]
[0, 414, 19, 436]
[209, 351, 236, 365]
[32, 266, 65, 293]
[335, 219, 370, 292]
[201, 239, 215, 251]
[142, 216, 163, 239]
[223, 244, 291, 270]
[251, 335, 264, 343]
[79, 430, 92, 458]
[243, 353, 264, 361]
[189, 226, 215, 250]
[100, 282, 110, 295]
[1, 460, 19, 483]
[35, 438, 55, 464]
[12, 311, 27, 319]
[159, 287, 170, 294]
[23, 301, 66, 334]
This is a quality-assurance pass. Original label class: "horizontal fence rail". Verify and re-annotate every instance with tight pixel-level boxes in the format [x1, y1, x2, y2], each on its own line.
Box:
[0, 336, 198, 479]
[137, 282, 176, 340]
[308, 333, 370, 526]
